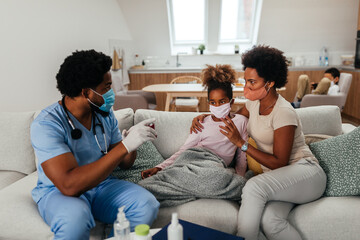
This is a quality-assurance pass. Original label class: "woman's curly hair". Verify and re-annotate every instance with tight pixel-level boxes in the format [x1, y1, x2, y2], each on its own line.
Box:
[56, 50, 112, 97]
[201, 64, 236, 100]
[241, 45, 288, 88]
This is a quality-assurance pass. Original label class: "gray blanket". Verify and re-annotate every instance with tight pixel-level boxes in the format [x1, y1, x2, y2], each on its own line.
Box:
[138, 147, 247, 207]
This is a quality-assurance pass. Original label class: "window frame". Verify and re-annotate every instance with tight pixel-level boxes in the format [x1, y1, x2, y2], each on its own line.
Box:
[167, 0, 262, 55]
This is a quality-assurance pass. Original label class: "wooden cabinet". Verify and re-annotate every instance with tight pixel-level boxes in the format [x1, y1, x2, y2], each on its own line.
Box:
[342, 71, 360, 123]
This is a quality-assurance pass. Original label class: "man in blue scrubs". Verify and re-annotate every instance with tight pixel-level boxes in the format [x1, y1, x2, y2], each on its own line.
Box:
[31, 50, 159, 239]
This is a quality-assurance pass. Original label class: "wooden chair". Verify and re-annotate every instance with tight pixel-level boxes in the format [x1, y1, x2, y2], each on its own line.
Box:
[170, 76, 202, 112]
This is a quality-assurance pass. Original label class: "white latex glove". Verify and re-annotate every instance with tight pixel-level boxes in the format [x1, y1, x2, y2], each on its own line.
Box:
[122, 118, 157, 153]
[121, 129, 129, 139]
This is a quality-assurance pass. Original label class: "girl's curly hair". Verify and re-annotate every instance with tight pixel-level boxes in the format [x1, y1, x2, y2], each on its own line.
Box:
[201, 64, 236, 100]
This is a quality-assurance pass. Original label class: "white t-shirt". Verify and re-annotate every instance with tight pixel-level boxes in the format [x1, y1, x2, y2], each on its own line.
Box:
[327, 81, 340, 95]
[245, 95, 317, 172]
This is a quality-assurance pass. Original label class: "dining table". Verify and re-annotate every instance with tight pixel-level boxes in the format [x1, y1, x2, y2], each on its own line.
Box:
[142, 83, 286, 111]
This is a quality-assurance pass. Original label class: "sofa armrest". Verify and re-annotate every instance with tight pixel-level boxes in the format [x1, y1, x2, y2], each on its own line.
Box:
[300, 94, 346, 110]
[113, 94, 148, 111]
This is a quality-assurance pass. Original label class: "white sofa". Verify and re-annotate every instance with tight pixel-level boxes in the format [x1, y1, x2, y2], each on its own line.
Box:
[0, 105, 358, 240]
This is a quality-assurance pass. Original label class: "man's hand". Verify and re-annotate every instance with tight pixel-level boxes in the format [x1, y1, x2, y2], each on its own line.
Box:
[122, 118, 157, 153]
[141, 167, 161, 179]
[190, 114, 209, 134]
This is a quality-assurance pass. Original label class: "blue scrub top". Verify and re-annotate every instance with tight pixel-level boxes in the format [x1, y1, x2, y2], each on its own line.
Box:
[30, 102, 122, 203]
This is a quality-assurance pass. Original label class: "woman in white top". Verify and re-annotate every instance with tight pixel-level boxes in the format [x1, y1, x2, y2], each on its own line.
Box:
[191, 45, 327, 240]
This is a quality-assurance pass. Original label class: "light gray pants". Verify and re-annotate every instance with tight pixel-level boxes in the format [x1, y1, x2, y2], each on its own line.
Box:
[237, 158, 326, 240]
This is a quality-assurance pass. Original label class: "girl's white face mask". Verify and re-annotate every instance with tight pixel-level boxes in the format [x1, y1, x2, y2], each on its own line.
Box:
[209, 103, 231, 119]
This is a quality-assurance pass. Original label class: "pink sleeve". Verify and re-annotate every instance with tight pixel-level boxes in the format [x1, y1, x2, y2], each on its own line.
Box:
[234, 117, 248, 177]
[155, 132, 201, 169]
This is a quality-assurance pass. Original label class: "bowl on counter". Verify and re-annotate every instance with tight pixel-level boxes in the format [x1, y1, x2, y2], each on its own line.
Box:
[341, 55, 354, 66]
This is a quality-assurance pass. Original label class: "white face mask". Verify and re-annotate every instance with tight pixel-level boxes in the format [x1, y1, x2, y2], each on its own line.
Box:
[209, 103, 231, 119]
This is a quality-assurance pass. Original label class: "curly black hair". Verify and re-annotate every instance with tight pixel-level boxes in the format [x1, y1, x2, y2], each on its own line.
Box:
[202, 64, 236, 100]
[241, 45, 288, 88]
[56, 50, 112, 97]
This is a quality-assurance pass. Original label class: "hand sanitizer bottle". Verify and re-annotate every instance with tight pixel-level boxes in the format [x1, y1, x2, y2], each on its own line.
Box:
[167, 213, 183, 240]
[114, 206, 130, 240]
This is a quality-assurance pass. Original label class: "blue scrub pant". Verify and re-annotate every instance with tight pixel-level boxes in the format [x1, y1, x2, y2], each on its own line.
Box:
[37, 178, 160, 240]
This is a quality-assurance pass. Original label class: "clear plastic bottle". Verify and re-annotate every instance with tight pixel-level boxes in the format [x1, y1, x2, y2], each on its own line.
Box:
[134, 224, 152, 240]
[167, 213, 183, 240]
[324, 48, 329, 66]
[319, 47, 329, 66]
[114, 206, 130, 240]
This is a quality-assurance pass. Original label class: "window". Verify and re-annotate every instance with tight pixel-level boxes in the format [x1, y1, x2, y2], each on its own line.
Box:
[167, 0, 262, 55]
[171, 0, 205, 43]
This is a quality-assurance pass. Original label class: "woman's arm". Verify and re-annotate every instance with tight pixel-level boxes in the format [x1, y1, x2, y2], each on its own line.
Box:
[220, 116, 295, 170]
[245, 125, 295, 169]
[235, 106, 250, 118]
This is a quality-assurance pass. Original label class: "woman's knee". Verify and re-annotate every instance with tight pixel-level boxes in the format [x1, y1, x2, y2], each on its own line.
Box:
[242, 176, 268, 199]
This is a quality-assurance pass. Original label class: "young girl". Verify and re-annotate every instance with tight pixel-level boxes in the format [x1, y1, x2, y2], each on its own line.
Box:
[141, 64, 248, 178]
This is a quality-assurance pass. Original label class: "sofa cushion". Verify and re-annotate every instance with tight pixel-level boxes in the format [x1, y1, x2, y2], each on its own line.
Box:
[152, 199, 239, 235]
[0, 111, 36, 174]
[0, 172, 104, 240]
[304, 134, 332, 145]
[295, 106, 342, 136]
[289, 196, 360, 240]
[309, 127, 360, 197]
[113, 108, 134, 131]
[112, 141, 164, 183]
[247, 138, 263, 175]
[0, 170, 26, 190]
[134, 110, 202, 159]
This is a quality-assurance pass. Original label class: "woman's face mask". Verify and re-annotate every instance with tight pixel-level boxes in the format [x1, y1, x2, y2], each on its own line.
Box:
[87, 88, 115, 113]
[209, 102, 231, 119]
[244, 82, 270, 101]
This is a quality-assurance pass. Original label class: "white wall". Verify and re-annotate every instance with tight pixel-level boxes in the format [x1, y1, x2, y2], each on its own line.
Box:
[119, 0, 359, 66]
[257, 0, 358, 65]
[1, 0, 359, 111]
[0, 0, 132, 112]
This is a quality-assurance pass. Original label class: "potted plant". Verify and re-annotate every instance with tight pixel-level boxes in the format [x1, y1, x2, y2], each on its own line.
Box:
[198, 44, 206, 55]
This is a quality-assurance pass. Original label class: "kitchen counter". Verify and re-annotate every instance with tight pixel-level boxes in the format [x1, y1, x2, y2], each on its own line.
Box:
[128, 65, 357, 73]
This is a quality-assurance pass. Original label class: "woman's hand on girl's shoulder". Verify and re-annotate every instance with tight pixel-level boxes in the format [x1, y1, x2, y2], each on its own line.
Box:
[190, 114, 209, 134]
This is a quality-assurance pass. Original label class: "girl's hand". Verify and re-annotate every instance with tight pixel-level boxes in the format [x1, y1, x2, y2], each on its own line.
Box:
[219, 116, 244, 147]
[141, 167, 161, 179]
[190, 114, 209, 134]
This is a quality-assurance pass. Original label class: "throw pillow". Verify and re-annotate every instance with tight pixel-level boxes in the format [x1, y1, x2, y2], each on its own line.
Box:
[247, 137, 263, 175]
[309, 127, 360, 197]
[112, 141, 164, 184]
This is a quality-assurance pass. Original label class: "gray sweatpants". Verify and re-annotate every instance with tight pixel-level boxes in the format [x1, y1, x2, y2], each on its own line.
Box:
[237, 158, 326, 240]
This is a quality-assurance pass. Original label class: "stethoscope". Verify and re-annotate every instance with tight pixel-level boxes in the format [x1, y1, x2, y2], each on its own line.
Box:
[61, 97, 108, 155]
